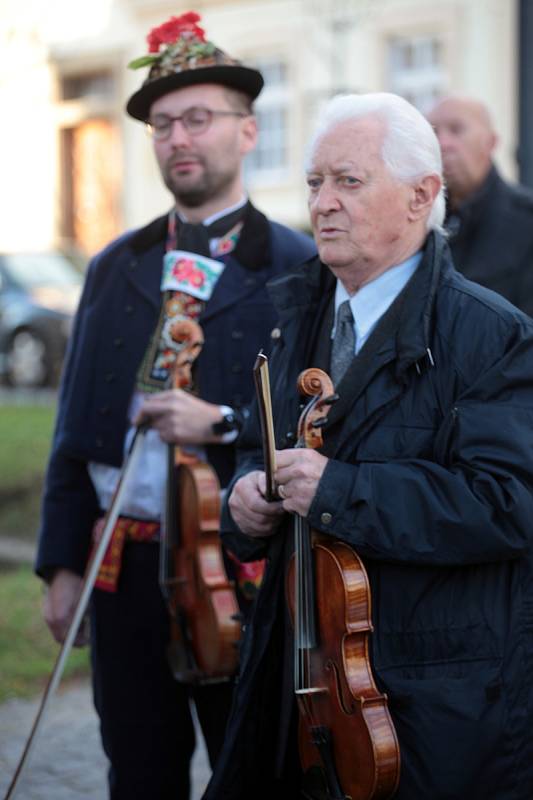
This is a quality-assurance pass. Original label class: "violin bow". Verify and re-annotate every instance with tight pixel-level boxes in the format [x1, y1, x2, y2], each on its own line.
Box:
[253, 351, 280, 501]
[3, 424, 148, 800]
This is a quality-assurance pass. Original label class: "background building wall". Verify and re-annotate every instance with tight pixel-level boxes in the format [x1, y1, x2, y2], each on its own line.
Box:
[0, 0, 521, 254]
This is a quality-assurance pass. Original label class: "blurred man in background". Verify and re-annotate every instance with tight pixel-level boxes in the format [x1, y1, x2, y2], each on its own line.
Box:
[427, 95, 533, 314]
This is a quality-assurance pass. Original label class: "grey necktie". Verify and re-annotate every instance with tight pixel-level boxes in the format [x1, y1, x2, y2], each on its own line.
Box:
[330, 299, 355, 386]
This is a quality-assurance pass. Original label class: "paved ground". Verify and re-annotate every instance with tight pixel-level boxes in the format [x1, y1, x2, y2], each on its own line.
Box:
[0, 388, 58, 405]
[0, 680, 211, 799]
[0, 535, 35, 565]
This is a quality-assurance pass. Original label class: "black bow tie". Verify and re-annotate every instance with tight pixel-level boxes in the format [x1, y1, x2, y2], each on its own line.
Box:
[176, 205, 246, 258]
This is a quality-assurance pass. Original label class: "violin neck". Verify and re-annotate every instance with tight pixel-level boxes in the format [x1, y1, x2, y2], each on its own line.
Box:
[294, 515, 317, 690]
[159, 443, 179, 596]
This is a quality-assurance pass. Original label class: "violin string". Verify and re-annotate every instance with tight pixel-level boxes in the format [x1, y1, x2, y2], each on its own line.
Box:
[304, 521, 316, 726]
[294, 393, 321, 726]
[300, 517, 306, 689]
[302, 519, 311, 690]
[305, 523, 315, 645]
[296, 513, 317, 698]
[294, 515, 301, 691]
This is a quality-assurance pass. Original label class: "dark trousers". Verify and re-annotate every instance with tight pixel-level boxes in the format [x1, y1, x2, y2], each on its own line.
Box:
[90, 541, 234, 800]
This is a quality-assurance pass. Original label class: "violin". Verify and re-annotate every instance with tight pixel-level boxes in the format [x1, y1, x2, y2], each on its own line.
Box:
[286, 368, 401, 800]
[159, 318, 241, 682]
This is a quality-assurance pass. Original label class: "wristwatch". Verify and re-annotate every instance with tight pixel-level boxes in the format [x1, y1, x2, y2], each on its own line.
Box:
[212, 405, 243, 439]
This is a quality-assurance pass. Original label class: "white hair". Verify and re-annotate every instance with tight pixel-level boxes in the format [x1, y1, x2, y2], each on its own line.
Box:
[306, 92, 446, 232]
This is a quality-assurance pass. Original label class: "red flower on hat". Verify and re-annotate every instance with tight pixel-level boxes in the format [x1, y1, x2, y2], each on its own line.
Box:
[147, 12, 206, 54]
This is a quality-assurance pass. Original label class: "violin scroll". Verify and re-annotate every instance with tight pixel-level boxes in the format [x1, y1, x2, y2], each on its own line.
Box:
[296, 368, 338, 451]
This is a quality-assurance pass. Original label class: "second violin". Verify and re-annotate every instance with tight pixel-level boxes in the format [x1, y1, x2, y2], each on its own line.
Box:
[160, 318, 241, 682]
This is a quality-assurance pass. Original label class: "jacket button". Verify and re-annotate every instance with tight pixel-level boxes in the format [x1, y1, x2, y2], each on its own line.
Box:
[231, 330, 243, 340]
[104, 372, 115, 383]
[113, 337, 124, 348]
[231, 363, 243, 374]
[125, 304, 134, 314]
[320, 512, 332, 525]
[130, 259, 137, 270]
[244, 277, 256, 287]
[95, 436, 104, 448]
[99, 405, 110, 415]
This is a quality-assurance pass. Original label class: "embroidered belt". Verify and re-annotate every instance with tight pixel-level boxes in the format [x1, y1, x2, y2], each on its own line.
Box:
[92, 516, 160, 593]
[91, 516, 266, 600]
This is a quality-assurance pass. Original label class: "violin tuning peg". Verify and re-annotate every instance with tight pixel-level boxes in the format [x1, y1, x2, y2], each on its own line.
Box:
[325, 393, 339, 405]
[230, 612, 245, 623]
[312, 417, 328, 428]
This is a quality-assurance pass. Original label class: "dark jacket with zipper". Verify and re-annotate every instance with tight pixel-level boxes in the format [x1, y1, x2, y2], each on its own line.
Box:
[35, 203, 315, 577]
[447, 165, 533, 316]
[206, 231, 533, 800]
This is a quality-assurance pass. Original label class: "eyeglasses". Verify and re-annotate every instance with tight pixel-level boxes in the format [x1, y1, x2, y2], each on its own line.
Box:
[147, 106, 248, 140]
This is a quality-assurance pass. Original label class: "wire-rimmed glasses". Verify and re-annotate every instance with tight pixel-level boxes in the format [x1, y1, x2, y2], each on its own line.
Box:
[147, 106, 248, 140]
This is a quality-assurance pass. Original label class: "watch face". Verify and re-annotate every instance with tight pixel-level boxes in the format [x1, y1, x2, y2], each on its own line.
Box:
[212, 408, 242, 436]
[212, 412, 235, 435]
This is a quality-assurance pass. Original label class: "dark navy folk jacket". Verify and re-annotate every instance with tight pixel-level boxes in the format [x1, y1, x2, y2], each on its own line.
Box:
[36, 204, 315, 578]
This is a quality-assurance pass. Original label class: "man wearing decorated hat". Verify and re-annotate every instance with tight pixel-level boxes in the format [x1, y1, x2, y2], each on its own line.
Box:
[36, 11, 315, 799]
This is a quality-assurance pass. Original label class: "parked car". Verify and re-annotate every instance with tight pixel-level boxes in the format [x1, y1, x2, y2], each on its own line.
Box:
[0, 251, 83, 388]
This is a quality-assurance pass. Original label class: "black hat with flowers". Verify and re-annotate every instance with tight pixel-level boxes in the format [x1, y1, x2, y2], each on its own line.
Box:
[126, 11, 264, 121]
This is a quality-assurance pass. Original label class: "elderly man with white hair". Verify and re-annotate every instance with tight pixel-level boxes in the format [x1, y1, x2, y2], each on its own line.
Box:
[204, 93, 533, 800]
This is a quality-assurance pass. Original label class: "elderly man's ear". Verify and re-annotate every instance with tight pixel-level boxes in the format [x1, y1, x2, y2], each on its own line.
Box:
[408, 174, 442, 222]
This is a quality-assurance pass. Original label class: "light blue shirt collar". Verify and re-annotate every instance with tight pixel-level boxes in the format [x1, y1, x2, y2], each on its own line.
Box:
[333, 251, 422, 354]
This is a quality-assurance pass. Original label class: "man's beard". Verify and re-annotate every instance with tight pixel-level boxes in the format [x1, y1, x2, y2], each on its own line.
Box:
[163, 158, 236, 209]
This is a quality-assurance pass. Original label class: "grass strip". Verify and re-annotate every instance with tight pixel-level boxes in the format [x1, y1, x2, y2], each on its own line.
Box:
[0, 564, 90, 702]
[0, 404, 55, 490]
[0, 403, 56, 540]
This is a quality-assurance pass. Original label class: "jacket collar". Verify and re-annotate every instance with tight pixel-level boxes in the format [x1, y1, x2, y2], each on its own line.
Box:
[128, 201, 272, 270]
[445, 164, 501, 229]
[269, 232, 452, 458]
[270, 230, 450, 381]
[130, 214, 168, 254]
[393, 230, 447, 379]
[232, 202, 272, 270]
[123, 201, 273, 315]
